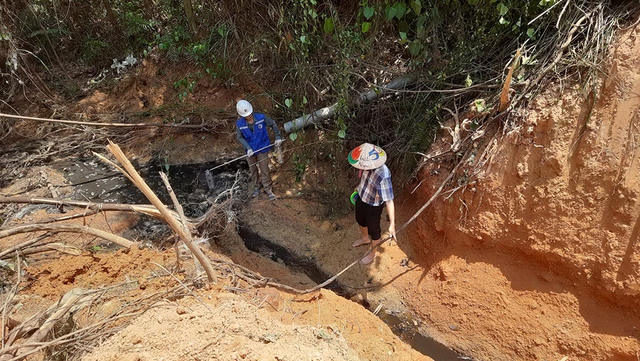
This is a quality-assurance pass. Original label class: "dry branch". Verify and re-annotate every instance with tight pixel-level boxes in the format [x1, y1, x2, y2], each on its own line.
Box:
[0, 289, 97, 360]
[523, 6, 598, 98]
[27, 243, 83, 257]
[1, 254, 21, 349]
[103, 140, 218, 283]
[0, 234, 51, 259]
[13, 291, 81, 359]
[0, 224, 135, 249]
[0, 196, 194, 228]
[0, 282, 184, 361]
[0, 113, 205, 129]
[0, 242, 69, 260]
[499, 48, 522, 112]
[158, 172, 212, 280]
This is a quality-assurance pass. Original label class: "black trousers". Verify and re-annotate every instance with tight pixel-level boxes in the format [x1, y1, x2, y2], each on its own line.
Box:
[355, 197, 384, 240]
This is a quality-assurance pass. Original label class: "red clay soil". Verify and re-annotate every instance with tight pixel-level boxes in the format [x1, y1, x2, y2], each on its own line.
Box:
[396, 26, 640, 360]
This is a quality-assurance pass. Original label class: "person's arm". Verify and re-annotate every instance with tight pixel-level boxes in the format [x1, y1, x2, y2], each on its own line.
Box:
[379, 170, 396, 240]
[264, 116, 282, 140]
[236, 126, 251, 151]
[385, 199, 396, 240]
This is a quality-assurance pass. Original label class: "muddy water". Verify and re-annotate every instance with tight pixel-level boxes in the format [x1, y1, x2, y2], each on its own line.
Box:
[55, 158, 469, 360]
[378, 311, 469, 360]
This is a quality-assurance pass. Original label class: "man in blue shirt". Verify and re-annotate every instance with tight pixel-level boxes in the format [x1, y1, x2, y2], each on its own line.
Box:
[348, 143, 396, 264]
[236, 100, 282, 201]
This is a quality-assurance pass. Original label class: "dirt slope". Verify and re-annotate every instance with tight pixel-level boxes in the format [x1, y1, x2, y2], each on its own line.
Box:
[80, 286, 428, 361]
[398, 26, 640, 360]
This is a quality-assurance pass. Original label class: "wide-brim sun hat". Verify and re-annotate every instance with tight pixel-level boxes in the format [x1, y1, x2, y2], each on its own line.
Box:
[236, 99, 253, 117]
[347, 143, 387, 170]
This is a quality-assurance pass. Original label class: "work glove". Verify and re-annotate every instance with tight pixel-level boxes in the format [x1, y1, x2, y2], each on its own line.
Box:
[246, 149, 254, 157]
[275, 138, 283, 147]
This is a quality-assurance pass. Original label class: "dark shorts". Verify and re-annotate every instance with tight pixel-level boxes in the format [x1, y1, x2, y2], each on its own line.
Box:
[355, 197, 385, 240]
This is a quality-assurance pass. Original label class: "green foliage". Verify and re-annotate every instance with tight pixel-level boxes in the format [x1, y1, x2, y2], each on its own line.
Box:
[323, 17, 335, 34]
[327, 23, 366, 140]
[346, 0, 561, 64]
[91, 245, 103, 252]
[278, 0, 321, 60]
[123, 4, 158, 49]
[157, 26, 192, 60]
[363, 6, 375, 20]
[0, 27, 11, 41]
[292, 153, 309, 183]
[81, 39, 108, 63]
[155, 21, 231, 100]
[173, 72, 203, 101]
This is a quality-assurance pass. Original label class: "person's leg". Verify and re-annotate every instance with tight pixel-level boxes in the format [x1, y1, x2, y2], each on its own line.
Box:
[247, 154, 260, 197]
[353, 198, 371, 247]
[360, 204, 384, 264]
[257, 152, 273, 192]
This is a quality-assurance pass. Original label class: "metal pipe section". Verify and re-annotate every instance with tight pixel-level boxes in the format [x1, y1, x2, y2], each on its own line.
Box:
[283, 75, 415, 134]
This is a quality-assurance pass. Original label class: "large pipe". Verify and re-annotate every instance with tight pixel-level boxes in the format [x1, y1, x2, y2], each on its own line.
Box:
[283, 75, 415, 134]
[356, 75, 415, 104]
[284, 104, 337, 134]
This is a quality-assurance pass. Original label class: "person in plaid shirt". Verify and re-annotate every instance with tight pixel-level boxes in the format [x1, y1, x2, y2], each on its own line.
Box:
[348, 143, 396, 265]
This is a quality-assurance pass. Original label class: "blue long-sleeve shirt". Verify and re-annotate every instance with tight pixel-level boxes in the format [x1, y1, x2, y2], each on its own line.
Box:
[236, 115, 282, 151]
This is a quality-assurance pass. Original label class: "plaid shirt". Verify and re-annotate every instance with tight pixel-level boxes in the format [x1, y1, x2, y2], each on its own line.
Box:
[357, 165, 394, 206]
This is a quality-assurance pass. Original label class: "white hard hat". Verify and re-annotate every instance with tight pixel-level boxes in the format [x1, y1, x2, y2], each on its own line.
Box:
[236, 100, 253, 117]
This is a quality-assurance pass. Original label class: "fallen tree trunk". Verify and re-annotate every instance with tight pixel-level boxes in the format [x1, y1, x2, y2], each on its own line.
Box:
[0, 224, 135, 249]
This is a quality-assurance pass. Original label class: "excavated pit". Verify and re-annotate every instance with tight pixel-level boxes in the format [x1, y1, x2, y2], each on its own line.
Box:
[50, 156, 469, 360]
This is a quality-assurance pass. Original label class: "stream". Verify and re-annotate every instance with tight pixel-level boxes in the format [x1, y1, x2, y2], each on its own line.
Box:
[52, 156, 470, 361]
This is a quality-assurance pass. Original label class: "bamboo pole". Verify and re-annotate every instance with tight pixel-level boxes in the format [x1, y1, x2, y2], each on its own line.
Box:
[105, 141, 218, 283]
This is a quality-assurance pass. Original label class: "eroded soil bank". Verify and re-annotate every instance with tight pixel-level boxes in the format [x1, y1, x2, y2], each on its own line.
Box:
[399, 26, 640, 360]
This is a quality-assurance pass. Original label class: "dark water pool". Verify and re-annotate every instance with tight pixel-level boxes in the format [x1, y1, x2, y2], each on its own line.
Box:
[53, 157, 246, 217]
